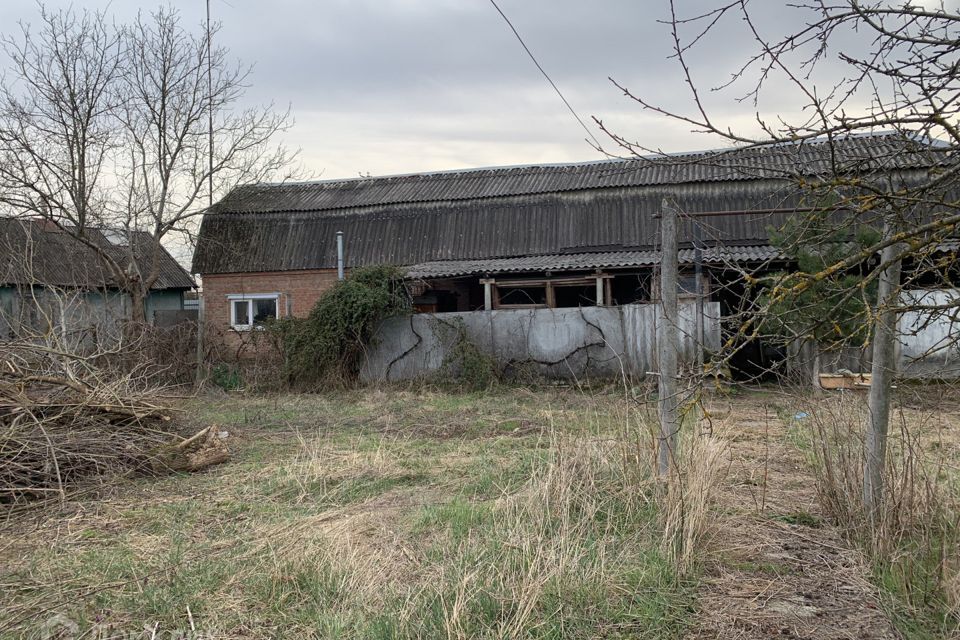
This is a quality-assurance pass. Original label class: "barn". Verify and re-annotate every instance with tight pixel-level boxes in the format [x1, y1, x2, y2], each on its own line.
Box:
[192, 134, 953, 378]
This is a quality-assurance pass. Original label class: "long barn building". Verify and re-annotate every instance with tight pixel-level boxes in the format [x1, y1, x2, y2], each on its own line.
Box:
[192, 134, 953, 375]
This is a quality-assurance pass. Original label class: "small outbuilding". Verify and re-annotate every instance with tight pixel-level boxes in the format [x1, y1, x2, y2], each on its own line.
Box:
[0, 217, 195, 339]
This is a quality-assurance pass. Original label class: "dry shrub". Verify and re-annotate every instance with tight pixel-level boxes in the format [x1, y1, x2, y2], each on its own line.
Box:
[796, 390, 960, 633]
[0, 343, 179, 508]
[100, 321, 199, 386]
[135, 322, 198, 385]
[201, 321, 288, 392]
[657, 408, 729, 576]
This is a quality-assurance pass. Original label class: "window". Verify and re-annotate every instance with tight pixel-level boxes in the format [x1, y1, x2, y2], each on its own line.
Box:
[652, 272, 709, 299]
[228, 294, 280, 329]
[498, 286, 547, 307]
[486, 275, 610, 309]
[678, 274, 700, 296]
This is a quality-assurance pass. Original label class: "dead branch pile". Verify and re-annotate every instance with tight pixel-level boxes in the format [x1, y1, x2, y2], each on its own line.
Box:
[0, 342, 226, 507]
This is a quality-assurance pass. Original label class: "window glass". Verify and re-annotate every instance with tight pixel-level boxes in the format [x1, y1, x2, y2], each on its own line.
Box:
[253, 298, 277, 324]
[233, 300, 250, 326]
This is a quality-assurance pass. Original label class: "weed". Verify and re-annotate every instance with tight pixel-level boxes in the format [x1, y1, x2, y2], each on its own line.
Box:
[773, 511, 822, 527]
[784, 390, 960, 637]
[210, 363, 242, 391]
[436, 318, 500, 390]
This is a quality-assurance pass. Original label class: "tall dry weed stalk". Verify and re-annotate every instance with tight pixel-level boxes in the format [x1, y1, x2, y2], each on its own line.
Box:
[656, 407, 729, 576]
[798, 390, 959, 631]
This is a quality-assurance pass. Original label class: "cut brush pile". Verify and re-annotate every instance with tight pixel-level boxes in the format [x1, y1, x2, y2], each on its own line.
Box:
[0, 343, 226, 508]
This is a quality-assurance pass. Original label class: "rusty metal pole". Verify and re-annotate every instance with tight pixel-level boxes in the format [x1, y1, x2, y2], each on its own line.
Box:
[658, 198, 680, 476]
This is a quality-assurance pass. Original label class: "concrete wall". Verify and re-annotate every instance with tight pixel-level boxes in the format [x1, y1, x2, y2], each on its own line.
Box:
[899, 288, 960, 378]
[360, 301, 721, 382]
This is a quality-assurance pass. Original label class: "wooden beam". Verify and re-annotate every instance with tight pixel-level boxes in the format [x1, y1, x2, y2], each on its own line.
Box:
[481, 279, 493, 311]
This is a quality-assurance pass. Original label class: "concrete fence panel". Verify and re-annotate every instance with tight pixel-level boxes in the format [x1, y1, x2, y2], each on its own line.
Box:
[361, 301, 721, 383]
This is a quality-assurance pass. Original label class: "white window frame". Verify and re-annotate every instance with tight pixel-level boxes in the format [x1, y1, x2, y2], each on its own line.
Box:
[227, 293, 281, 330]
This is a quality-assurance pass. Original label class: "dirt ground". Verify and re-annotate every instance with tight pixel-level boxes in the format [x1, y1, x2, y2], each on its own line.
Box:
[688, 391, 898, 640]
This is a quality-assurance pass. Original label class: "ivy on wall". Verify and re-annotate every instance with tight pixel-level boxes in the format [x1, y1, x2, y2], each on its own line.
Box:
[270, 265, 411, 388]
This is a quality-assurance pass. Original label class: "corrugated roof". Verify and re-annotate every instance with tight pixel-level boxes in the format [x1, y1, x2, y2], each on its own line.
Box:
[0, 218, 195, 290]
[209, 134, 946, 215]
[406, 246, 783, 278]
[194, 180, 810, 274]
[193, 134, 950, 276]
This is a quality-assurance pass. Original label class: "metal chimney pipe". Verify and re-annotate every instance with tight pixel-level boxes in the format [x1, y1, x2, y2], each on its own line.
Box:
[336, 231, 345, 280]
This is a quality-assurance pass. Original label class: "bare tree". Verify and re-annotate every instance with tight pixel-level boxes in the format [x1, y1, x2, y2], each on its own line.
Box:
[116, 7, 294, 321]
[0, 6, 120, 256]
[0, 5, 295, 324]
[596, 1, 960, 515]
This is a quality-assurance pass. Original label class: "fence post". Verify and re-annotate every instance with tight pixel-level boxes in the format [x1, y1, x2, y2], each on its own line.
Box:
[658, 198, 680, 476]
[864, 220, 903, 520]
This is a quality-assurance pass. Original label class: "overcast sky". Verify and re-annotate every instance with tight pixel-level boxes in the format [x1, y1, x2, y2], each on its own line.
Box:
[0, 0, 954, 180]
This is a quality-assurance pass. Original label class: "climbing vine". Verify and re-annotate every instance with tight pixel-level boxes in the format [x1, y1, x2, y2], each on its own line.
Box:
[271, 265, 411, 388]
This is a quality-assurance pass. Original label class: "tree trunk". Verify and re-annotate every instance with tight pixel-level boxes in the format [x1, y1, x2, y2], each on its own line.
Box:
[863, 224, 903, 521]
[129, 287, 148, 325]
[810, 340, 822, 389]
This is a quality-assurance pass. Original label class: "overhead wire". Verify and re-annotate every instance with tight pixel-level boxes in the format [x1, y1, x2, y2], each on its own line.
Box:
[487, 0, 603, 149]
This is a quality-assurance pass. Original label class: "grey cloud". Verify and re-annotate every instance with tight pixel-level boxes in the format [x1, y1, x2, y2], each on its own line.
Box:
[0, 1, 892, 178]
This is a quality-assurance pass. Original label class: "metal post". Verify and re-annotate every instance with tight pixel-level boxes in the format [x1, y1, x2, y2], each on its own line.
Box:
[693, 217, 705, 371]
[864, 220, 903, 520]
[483, 280, 493, 311]
[336, 231, 345, 280]
[194, 289, 205, 386]
[595, 276, 604, 306]
[658, 198, 680, 476]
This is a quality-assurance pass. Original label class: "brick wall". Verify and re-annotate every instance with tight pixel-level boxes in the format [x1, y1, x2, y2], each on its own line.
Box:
[201, 269, 340, 352]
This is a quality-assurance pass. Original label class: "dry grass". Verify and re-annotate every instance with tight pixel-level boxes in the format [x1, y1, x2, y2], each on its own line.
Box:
[785, 385, 960, 637]
[0, 386, 701, 639]
[660, 423, 730, 576]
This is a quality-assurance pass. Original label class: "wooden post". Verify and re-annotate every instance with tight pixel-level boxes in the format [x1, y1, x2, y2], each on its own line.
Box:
[595, 276, 604, 306]
[864, 221, 903, 520]
[482, 279, 493, 311]
[545, 281, 556, 308]
[658, 198, 680, 476]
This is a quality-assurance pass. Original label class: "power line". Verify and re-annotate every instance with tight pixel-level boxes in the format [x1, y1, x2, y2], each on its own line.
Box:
[487, 0, 602, 149]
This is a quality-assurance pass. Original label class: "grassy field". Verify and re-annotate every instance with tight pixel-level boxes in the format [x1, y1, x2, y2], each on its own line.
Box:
[0, 387, 695, 639]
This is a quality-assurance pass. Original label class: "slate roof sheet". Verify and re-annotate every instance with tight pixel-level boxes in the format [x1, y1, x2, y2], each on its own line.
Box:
[193, 134, 950, 276]
[405, 246, 783, 278]
[0, 218, 195, 290]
